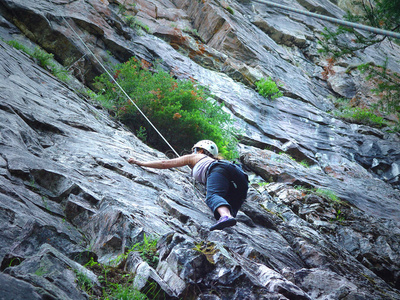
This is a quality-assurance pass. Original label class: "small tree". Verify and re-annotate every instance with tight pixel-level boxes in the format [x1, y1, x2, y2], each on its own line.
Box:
[94, 57, 239, 159]
[318, 0, 400, 125]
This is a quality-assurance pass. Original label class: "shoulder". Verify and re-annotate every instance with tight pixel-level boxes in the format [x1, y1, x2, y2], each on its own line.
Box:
[185, 153, 212, 168]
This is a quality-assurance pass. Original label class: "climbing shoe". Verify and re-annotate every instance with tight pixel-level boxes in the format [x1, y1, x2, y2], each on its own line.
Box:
[210, 216, 237, 231]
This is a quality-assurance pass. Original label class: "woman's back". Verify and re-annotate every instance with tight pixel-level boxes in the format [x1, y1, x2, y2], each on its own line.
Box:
[192, 154, 215, 184]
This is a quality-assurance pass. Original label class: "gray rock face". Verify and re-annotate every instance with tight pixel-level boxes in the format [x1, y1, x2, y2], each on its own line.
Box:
[0, 0, 400, 299]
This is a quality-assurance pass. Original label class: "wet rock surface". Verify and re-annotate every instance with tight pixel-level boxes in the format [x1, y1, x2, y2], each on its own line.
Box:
[0, 0, 400, 299]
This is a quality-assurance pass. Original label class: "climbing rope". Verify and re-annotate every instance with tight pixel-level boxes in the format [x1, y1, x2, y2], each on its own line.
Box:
[56, 15, 207, 199]
[253, 0, 400, 40]
[59, 16, 181, 158]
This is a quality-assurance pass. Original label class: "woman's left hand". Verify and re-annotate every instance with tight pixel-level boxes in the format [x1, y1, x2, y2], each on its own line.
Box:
[128, 158, 140, 165]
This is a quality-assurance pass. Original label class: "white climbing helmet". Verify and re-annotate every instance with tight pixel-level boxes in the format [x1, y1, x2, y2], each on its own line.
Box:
[192, 140, 218, 157]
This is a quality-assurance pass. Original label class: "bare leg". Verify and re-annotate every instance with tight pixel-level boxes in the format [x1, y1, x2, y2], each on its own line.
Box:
[216, 205, 232, 218]
[210, 205, 236, 231]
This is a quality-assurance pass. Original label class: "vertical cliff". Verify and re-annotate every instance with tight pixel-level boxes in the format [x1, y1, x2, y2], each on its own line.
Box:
[0, 0, 399, 299]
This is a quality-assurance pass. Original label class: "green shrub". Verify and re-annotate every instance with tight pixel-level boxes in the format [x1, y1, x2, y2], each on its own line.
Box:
[94, 57, 238, 159]
[33, 47, 54, 68]
[6, 41, 69, 82]
[129, 233, 159, 269]
[255, 77, 283, 99]
[6, 40, 30, 54]
[124, 15, 151, 34]
[358, 60, 400, 119]
[335, 107, 388, 127]
[299, 160, 309, 168]
[317, 0, 400, 127]
[74, 270, 94, 294]
[136, 126, 147, 142]
[315, 188, 340, 203]
[109, 284, 149, 300]
[82, 257, 151, 300]
[226, 6, 234, 14]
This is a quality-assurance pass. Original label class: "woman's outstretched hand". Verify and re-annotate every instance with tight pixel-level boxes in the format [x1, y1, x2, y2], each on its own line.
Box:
[128, 158, 141, 165]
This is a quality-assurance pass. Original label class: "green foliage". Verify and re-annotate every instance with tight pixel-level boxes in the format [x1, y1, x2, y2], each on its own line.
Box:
[226, 6, 234, 15]
[359, 0, 400, 32]
[85, 257, 100, 268]
[276, 152, 311, 168]
[334, 106, 388, 127]
[80, 234, 161, 299]
[124, 15, 136, 27]
[318, 0, 400, 57]
[318, 23, 384, 58]
[8, 257, 21, 268]
[6, 40, 69, 82]
[193, 241, 218, 263]
[255, 77, 283, 100]
[136, 126, 147, 142]
[108, 233, 159, 270]
[317, 1, 400, 123]
[295, 186, 342, 204]
[82, 256, 152, 300]
[42, 196, 49, 210]
[295, 186, 347, 223]
[74, 269, 94, 294]
[108, 285, 149, 300]
[6, 40, 30, 53]
[124, 16, 151, 34]
[117, 2, 150, 35]
[315, 188, 340, 203]
[260, 204, 285, 221]
[358, 60, 400, 120]
[334, 209, 346, 223]
[129, 233, 159, 268]
[329, 97, 397, 130]
[34, 266, 47, 277]
[118, 3, 127, 15]
[299, 160, 310, 168]
[94, 57, 238, 159]
[33, 47, 54, 68]
[117, 2, 136, 16]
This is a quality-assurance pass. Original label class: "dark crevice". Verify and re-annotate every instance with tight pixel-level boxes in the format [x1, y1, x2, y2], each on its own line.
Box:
[12, 107, 64, 135]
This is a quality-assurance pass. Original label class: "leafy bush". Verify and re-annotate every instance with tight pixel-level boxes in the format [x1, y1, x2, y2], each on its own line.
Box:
[335, 106, 388, 127]
[124, 16, 151, 34]
[109, 285, 149, 300]
[255, 77, 283, 99]
[6, 40, 69, 82]
[82, 257, 153, 299]
[94, 57, 238, 159]
[315, 188, 340, 203]
[6, 40, 30, 53]
[226, 6, 234, 15]
[317, 1, 400, 126]
[358, 60, 400, 119]
[329, 98, 396, 129]
[129, 233, 159, 269]
[33, 47, 54, 68]
[74, 270, 94, 294]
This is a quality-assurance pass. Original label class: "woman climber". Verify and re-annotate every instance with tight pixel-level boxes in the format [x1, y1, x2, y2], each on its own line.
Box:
[128, 140, 248, 231]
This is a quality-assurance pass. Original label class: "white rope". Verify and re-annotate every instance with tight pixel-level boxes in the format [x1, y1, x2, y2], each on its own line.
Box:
[60, 16, 181, 158]
[58, 15, 207, 199]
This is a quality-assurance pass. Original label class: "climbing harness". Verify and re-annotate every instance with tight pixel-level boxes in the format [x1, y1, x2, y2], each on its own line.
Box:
[253, 0, 400, 40]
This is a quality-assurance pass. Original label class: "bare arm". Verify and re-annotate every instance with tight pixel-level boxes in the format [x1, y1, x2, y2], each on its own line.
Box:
[128, 153, 204, 169]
